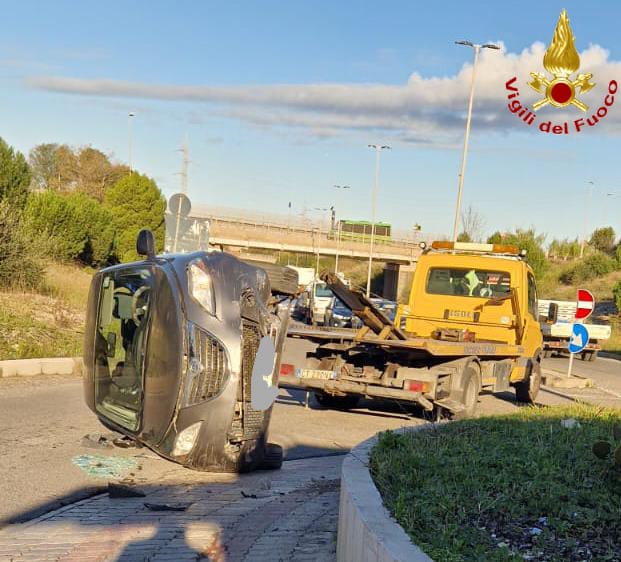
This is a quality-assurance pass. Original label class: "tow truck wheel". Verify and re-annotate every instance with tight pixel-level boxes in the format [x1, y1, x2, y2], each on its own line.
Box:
[581, 350, 598, 362]
[515, 355, 542, 404]
[313, 392, 360, 410]
[453, 365, 480, 420]
[260, 443, 283, 470]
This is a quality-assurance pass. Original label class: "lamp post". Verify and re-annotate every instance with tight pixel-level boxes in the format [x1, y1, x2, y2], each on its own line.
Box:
[452, 41, 500, 244]
[333, 185, 351, 273]
[366, 144, 391, 297]
[580, 180, 595, 258]
[128, 112, 135, 173]
[603, 192, 618, 226]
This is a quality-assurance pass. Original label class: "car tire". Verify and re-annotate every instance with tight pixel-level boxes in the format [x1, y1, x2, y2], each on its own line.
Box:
[313, 392, 360, 410]
[260, 443, 283, 470]
[453, 364, 480, 420]
[241, 260, 299, 296]
[515, 355, 542, 404]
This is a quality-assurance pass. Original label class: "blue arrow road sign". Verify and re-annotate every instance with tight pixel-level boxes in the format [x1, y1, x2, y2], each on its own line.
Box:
[568, 324, 589, 354]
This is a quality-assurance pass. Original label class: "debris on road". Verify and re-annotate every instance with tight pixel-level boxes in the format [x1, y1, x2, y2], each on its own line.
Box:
[71, 454, 137, 479]
[80, 432, 114, 449]
[144, 501, 193, 512]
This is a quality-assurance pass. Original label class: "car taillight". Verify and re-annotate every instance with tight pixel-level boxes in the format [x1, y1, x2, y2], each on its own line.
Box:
[407, 380, 430, 393]
[280, 363, 295, 376]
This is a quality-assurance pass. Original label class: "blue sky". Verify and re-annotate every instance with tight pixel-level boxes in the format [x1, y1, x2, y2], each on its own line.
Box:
[2, 1, 621, 241]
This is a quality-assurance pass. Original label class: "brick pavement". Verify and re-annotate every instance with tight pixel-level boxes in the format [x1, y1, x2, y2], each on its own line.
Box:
[0, 455, 342, 562]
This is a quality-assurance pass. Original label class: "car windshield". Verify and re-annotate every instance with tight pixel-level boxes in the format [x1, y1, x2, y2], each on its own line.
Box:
[314, 283, 333, 298]
[426, 268, 511, 298]
[93, 267, 153, 431]
[333, 299, 351, 314]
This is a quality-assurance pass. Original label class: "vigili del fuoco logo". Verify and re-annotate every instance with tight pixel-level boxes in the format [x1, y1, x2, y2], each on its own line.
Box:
[505, 9, 616, 134]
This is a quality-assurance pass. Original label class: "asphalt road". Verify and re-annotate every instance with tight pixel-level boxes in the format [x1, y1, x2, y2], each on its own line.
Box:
[0, 337, 618, 529]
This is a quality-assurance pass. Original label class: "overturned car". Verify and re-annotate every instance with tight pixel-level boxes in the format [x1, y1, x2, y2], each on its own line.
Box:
[83, 230, 297, 472]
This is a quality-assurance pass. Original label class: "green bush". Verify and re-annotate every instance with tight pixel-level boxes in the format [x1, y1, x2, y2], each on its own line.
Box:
[24, 191, 116, 266]
[487, 229, 547, 278]
[0, 137, 31, 210]
[104, 172, 166, 262]
[559, 251, 618, 284]
[590, 227, 616, 255]
[616, 244, 621, 264]
[0, 200, 43, 290]
[613, 280, 621, 313]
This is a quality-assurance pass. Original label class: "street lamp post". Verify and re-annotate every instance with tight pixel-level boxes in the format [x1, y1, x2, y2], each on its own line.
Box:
[580, 180, 595, 258]
[603, 192, 617, 226]
[452, 41, 500, 244]
[333, 185, 351, 273]
[128, 112, 135, 172]
[366, 144, 391, 297]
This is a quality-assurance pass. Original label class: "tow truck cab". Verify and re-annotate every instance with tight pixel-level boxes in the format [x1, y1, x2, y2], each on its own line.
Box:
[396, 241, 543, 383]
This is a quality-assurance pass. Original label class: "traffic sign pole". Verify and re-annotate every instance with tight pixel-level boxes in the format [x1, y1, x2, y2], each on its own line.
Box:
[566, 346, 575, 378]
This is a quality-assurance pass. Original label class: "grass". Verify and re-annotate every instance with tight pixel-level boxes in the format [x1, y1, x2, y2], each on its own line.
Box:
[602, 319, 621, 355]
[0, 262, 92, 360]
[370, 404, 621, 562]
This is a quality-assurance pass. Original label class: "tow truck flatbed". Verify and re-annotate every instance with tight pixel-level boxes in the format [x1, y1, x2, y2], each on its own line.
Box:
[288, 326, 524, 357]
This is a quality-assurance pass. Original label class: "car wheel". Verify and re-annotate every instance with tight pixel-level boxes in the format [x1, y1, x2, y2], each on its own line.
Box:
[260, 443, 283, 470]
[515, 355, 542, 404]
[241, 260, 299, 296]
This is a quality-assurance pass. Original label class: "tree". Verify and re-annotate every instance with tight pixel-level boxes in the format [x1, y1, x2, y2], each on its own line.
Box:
[589, 227, 616, 255]
[47, 145, 129, 200]
[104, 173, 166, 262]
[548, 238, 581, 260]
[0, 200, 43, 290]
[29, 143, 60, 190]
[460, 205, 485, 242]
[24, 191, 116, 266]
[0, 137, 31, 209]
[487, 228, 547, 278]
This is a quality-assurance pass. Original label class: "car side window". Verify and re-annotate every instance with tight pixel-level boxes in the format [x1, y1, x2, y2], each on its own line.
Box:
[527, 274, 538, 319]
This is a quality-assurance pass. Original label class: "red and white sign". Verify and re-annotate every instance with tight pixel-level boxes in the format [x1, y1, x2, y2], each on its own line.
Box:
[575, 289, 595, 320]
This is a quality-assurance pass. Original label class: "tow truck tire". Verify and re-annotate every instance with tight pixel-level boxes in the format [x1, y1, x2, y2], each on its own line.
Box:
[242, 260, 299, 296]
[313, 392, 360, 410]
[260, 443, 283, 470]
[515, 355, 542, 404]
[581, 350, 598, 362]
[453, 365, 480, 419]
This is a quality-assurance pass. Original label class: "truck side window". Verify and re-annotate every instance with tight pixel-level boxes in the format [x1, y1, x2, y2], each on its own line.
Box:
[527, 274, 538, 319]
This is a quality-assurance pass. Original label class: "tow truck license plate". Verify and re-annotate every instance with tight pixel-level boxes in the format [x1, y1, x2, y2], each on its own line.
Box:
[296, 369, 336, 380]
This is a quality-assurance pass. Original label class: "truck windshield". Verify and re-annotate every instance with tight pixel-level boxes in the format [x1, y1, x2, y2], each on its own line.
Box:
[314, 283, 333, 298]
[426, 268, 511, 299]
[93, 268, 153, 431]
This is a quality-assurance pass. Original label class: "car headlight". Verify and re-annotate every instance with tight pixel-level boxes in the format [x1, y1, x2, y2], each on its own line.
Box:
[172, 422, 202, 456]
[188, 260, 215, 315]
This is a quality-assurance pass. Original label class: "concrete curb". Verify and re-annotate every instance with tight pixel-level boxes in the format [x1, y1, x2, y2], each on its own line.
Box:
[0, 357, 83, 378]
[337, 426, 433, 562]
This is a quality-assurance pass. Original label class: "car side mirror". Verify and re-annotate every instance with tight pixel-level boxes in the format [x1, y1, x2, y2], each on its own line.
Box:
[547, 302, 558, 324]
[106, 332, 117, 358]
[136, 229, 156, 259]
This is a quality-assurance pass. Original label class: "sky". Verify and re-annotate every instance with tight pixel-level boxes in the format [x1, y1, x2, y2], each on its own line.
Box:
[2, 0, 621, 242]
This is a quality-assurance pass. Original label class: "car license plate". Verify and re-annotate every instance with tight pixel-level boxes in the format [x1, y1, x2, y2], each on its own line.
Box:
[296, 369, 336, 380]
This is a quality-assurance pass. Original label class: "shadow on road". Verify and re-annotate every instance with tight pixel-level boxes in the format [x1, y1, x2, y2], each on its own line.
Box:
[0, 442, 343, 562]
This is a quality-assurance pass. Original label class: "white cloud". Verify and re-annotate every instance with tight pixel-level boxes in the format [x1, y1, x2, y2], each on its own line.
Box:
[26, 42, 621, 144]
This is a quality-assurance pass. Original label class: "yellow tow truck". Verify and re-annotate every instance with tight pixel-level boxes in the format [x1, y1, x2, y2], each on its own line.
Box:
[280, 241, 544, 417]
